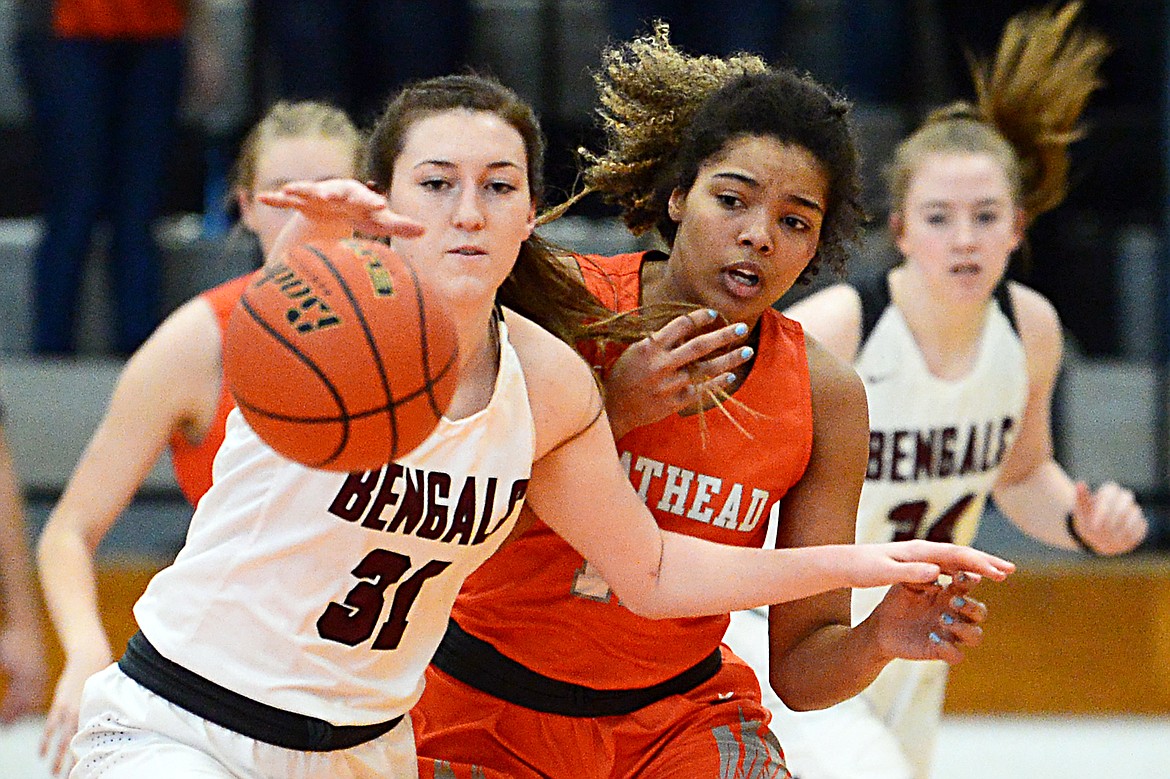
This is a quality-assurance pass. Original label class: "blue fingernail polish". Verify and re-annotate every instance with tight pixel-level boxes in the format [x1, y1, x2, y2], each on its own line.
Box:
[929, 632, 942, 644]
[942, 613, 955, 625]
[733, 323, 748, 336]
[725, 373, 737, 384]
[951, 597, 966, 609]
[740, 347, 754, 359]
[708, 309, 718, 319]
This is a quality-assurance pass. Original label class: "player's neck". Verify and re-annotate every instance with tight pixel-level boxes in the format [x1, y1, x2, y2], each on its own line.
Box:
[446, 306, 501, 420]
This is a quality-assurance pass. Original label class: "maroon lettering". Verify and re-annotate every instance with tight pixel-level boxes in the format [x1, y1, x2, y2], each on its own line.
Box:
[471, 477, 499, 546]
[915, 429, 935, 480]
[416, 472, 452, 540]
[937, 426, 957, 477]
[360, 463, 404, 530]
[385, 468, 426, 534]
[441, 477, 478, 545]
[327, 470, 381, 521]
[891, 430, 910, 482]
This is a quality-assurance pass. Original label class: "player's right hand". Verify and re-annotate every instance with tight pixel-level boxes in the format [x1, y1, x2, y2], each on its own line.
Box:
[259, 178, 426, 239]
[40, 651, 112, 778]
[604, 308, 753, 437]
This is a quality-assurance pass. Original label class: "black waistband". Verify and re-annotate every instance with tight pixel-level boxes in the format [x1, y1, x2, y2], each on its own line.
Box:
[431, 619, 722, 717]
[118, 631, 403, 752]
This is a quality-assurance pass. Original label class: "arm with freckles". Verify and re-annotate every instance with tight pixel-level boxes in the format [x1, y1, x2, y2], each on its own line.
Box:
[763, 338, 992, 711]
[508, 315, 1014, 620]
[991, 284, 1147, 555]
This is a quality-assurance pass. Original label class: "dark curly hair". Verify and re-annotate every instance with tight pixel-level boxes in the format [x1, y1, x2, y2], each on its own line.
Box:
[553, 23, 864, 283]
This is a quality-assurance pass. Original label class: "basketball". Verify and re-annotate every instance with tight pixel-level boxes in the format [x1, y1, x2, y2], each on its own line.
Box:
[223, 237, 459, 472]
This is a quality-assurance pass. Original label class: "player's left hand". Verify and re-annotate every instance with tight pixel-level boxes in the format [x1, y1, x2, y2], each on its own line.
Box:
[1070, 481, 1147, 555]
[868, 572, 988, 665]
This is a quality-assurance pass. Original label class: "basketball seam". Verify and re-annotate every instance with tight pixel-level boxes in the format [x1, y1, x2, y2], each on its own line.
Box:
[236, 291, 351, 468]
[307, 245, 401, 459]
[395, 254, 447, 420]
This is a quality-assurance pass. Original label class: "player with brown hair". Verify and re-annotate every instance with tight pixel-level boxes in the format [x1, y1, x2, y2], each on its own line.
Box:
[36, 100, 362, 776]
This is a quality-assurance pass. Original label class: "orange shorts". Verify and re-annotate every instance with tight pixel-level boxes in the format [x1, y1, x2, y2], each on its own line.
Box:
[413, 646, 789, 779]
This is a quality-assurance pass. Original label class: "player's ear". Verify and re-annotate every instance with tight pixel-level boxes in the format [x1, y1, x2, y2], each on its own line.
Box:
[667, 188, 686, 224]
[1010, 207, 1027, 252]
[888, 210, 907, 252]
[237, 188, 257, 232]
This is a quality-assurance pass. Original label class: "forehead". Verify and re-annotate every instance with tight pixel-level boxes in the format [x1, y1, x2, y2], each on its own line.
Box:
[397, 109, 528, 170]
[253, 136, 356, 184]
[700, 135, 829, 204]
[908, 152, 1013, 202]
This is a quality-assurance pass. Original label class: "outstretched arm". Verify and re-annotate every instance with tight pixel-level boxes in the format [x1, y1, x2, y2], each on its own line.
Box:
[257, 179, 425, 261]
[992, 284, 1146, 554]
[515, 319, 1013, 620]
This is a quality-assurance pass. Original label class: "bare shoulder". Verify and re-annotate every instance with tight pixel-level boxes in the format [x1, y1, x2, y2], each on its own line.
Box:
[502, 308, 604, 459]
[131, 296, 221, 376]
[1005, 281, 1062, 379]
[783, 283, 863, 364]
[804, 330, 866, 416]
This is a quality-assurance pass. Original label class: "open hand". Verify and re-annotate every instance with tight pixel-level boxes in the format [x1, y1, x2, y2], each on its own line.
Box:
[258, 179, 425, 239]
[604, 309, 753, 436]
[868, 572, 989, 665]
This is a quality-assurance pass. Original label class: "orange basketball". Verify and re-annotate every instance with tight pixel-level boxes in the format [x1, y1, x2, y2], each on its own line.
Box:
[224, 237, 459, 472]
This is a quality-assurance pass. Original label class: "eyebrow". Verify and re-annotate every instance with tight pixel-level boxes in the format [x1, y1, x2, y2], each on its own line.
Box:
[415, 159, 524, 172]
[921, 197, 1008, 209]
[713, 172, 825, 214]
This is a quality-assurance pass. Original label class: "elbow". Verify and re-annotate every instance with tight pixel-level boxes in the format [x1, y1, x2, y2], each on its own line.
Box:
[614, 590, 675, 620]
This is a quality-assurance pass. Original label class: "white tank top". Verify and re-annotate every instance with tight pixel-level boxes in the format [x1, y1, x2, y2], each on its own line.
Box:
[850, 280, 1027, 624]
[135, 318, 535, 725]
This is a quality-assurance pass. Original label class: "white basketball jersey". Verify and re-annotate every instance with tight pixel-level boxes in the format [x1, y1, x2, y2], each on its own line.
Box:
[851, 281, 1027, 625]
[135, 318, 534, 726]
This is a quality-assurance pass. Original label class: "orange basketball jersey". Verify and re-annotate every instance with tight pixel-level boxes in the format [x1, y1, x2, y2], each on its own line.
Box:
[168, 273, 255, 506]
[448, 252, 814, 688]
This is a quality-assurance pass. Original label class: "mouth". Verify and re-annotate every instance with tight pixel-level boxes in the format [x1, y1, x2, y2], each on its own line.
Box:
[448, 246, 488, 257]
[949, 262, 981, 276]
[720, 262, 763, 297]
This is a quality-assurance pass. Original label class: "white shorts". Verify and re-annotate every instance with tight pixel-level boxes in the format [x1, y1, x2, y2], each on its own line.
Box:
[726, 609, 946, 779]
[70, 665, 419, 779]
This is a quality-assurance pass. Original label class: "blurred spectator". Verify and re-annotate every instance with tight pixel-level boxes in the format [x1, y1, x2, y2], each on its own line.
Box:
[0, 398, 47, 723]
[13, 0, 203, 356]
[253, 0, 472, 126]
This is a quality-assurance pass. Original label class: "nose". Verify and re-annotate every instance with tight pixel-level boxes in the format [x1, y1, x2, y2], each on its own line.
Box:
[954, 215, 977, 248]
[738, 217, 773, 256]
[452, 186, 485, 231]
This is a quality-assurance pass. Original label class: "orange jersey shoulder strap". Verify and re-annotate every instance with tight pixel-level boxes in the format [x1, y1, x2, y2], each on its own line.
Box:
[169, 273, 256, 506]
